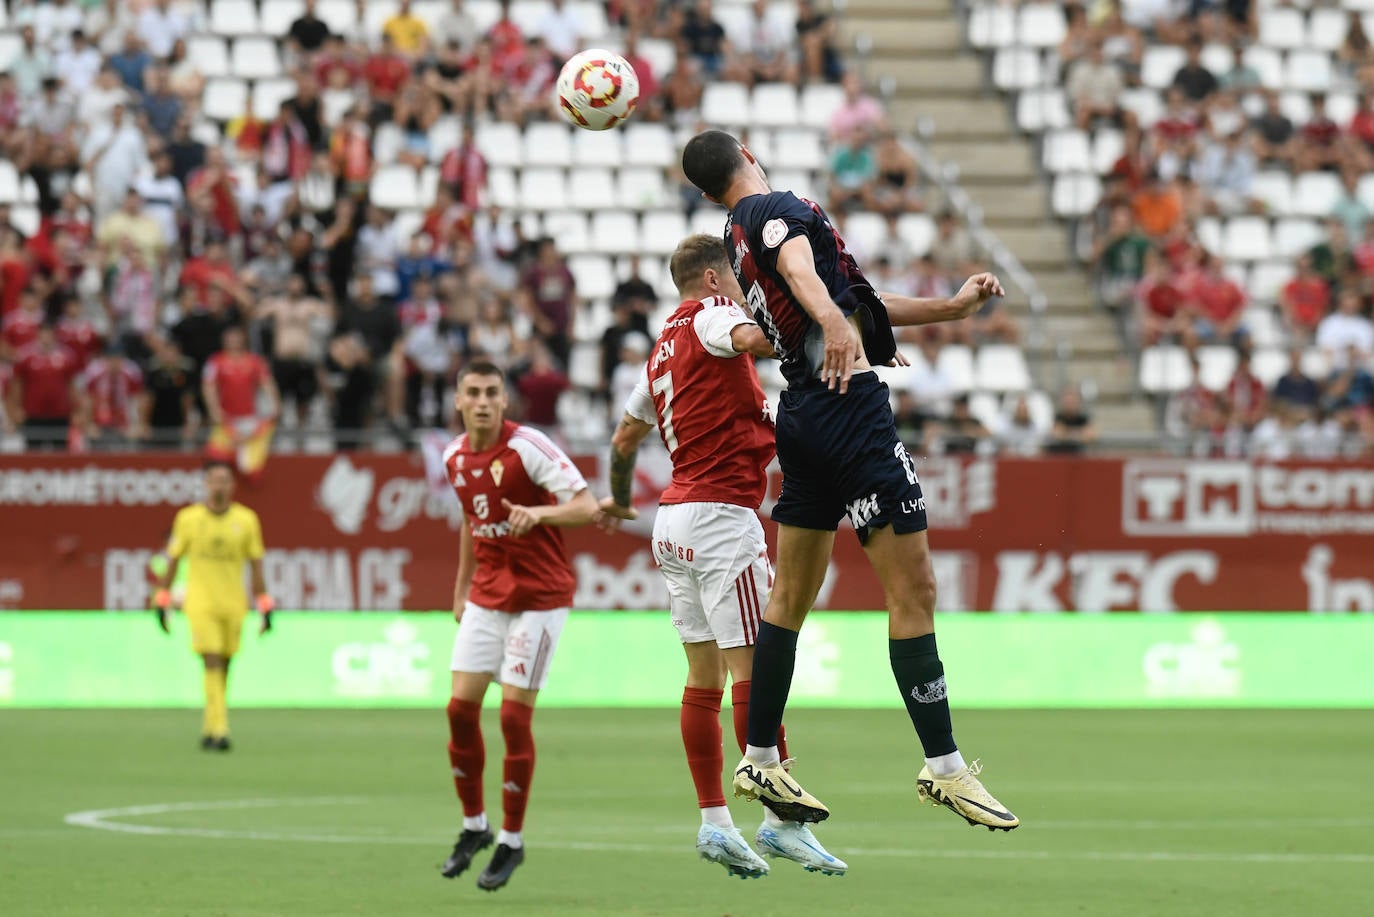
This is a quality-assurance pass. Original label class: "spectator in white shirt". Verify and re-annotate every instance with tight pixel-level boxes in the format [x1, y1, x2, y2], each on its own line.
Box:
[1193, 129, 1255, 216]
[55, 30, 104, 96]
[137, 0, 190, 60]
[435, 0, 480, 54]
[357, 203, 402, 298]
[1316, 290, 1374, 369]
[907, 338, 957, 416]
[134, 150, 186, 248]
[999, 395, 1044, 456]
[10, 26, 52, 98]
[87, 0, 141, 56]
[77, 66, 131, 135]
[728, 0, 797, 85]
[82, 103, 149, 219]
[537, 0, 582, 61]
[28, 0, 85, 53]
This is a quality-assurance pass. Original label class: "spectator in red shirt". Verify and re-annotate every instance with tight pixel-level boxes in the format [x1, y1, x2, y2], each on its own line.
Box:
[1279, 254, 1332, 342]
[1225, 348, 1268, 430]
[1296, 93, 1347, 173]
[0, 226, 31, 318]
[520, 238, 576, 367]
[622, 32, 661, 120]
[516, 341, 570, 433]
[180, 241, 246, 304]
[203, 325, 279, 434]
[488, 0, 526, 79]
[1186, 256, 1248, 346]
[77, 344, 147, 446]
[1349, 91, 1374, 166]
[315, 34, 364, 90]
[186, 147, 241, 237]
[9, 324, 81, 451]
[365, 34, 413, 122]
[1135, 252, 1186, 345]
[1353, 218, 1374, 276]
[56, 297, 103, 370]
[438, 122, 487, 210]
[1, 289, 45, 361]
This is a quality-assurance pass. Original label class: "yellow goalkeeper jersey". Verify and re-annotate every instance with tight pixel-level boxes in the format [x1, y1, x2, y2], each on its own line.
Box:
[168, 503, 265, 612]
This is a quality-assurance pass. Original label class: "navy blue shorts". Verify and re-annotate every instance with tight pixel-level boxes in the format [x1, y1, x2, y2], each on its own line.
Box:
[771, 372, 928, 545]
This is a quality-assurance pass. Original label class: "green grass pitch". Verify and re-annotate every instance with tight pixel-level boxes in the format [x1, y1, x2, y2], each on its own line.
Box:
[2, 708, 1371, 916]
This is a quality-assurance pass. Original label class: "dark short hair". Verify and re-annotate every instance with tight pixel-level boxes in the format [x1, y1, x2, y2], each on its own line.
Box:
[203, 459, 235, 475]
[458, 360, 506, 385]
[682, 130, 746, 200]
[669, 233, 730, 293]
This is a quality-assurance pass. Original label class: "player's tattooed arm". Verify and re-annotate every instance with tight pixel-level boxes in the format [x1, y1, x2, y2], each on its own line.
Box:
[881, 273, 1006, 326]
[604, 414, 654, 520]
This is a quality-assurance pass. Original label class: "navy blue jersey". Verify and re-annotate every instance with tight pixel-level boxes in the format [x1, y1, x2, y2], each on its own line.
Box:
[726, 191, 895, 386]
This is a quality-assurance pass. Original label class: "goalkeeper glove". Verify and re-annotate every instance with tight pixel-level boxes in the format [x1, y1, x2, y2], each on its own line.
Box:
[153, 589, 172, 634]
[255, 594, 274, 634]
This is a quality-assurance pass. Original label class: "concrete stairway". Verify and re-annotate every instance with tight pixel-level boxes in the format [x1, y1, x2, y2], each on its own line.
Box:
[839, 0, 1152, 434]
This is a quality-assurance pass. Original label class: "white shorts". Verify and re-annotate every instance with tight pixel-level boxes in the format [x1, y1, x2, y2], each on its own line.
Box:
[654, 502, 772, 650]
[450, 603, 570, 691]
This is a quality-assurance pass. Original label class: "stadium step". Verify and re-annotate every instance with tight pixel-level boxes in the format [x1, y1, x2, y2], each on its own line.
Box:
[979, 223, 1072, 268]
[839, 18, 963, 53]
[927, 141, 1035, 181]
[890, 98, 1012, 141]
[964, 184, 1048, 223]
[846, 0, 954, 13]
[1094, 401, 1157, 435]
[871, 55, 984, 92]
[1063, 357, 1136, 398]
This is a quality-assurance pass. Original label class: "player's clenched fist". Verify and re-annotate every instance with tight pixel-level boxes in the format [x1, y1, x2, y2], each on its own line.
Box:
[501, 499, 542, 537]
[954, 273, 1005, 312]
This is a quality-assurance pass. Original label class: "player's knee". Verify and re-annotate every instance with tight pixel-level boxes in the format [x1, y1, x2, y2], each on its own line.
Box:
[684, 655, 727, 691]
[890, 566, 938, 623]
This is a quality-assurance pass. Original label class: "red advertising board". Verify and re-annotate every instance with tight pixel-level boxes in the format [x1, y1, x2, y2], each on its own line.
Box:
[1, 453, 1371, 611]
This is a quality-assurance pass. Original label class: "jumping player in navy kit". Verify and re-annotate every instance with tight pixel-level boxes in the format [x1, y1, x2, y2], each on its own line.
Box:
[681, 129, 1019, 833]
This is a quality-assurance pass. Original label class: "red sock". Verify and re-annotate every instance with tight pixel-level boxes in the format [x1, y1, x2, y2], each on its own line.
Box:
[499, 699, 536, 833]
[681, 686, 726, 809]
[731, 680, 789, 759]
[446, 698, 485, 818]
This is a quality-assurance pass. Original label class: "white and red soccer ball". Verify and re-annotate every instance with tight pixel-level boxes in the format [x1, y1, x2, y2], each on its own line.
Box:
[556, 49, 640, 131]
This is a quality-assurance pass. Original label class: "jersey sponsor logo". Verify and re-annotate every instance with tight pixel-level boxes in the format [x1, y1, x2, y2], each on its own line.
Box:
[761, 218, 787, 249]
[910, 676, 947, 704]
[845, 493, 880, 530]
[470, 520, 512, 539]
[490, 459, 504, 487]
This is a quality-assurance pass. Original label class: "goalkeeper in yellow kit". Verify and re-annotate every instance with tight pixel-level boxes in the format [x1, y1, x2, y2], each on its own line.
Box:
[154, 460, 274, 751]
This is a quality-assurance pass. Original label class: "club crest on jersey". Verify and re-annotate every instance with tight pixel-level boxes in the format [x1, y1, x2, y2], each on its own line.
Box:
[490, 459, 504, 486]
[762, 218, 787, 248]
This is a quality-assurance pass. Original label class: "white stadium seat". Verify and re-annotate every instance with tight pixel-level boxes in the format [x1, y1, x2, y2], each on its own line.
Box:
[1016, 88, 1070, 133]
[0, 33, 21, 71]
[590, 211, 639, 255]
[1042, 130, 1091, 173]
[1017, 3, 1066, 49]
[1052, 174, 1102, 217]
[1196, 217, 1223, 254]
[316, 0, 358, 34]
[321, 89, 356, 127]
[260, 0, 306, 36]
[518, 168, 570, 211]
[975, 345, 1031, 393]
[1243, 307, 1282, 349]
[475, 122, 523, 167]
[1139, 346, 1193, 394]
[993, 48, 1045, 90]
[751, 83, 800, 128]
[544, 211, 591, 254]
[771, 169, 816, 202]
[252, 78, 297, 120]
[202, 77, 249, 121]
[799, 83, 846, 130]
[522, 123, 573, 167]
[8, 206, 39, 238]
[702, 83, 751, 126]
[1119, 88, 1164, 128]
[641, 211, 689, 256]
[186, 35, 229, 78]
[936, 346, 975, 393]
[363, 0, 402, 36]
[624, 123, 674, 167]
[1251, 348, 1288, 387]
[1091, 129, 1124, 175]
[616, 168, 669, 210]
[1196, 346, 1238, 392]
[567, 255, 616, 301]
[1284, 50, 1333, 93]
[772, 128, 825, 172]
[635, 38, 676, 85]
[843, 212, 886, 257]
[372, 122, 405, 165]
[1308, 8, 1347, 51]
[427, 117, 461, 162]
[1273, 218, 1322, 257]
[1243, 46, 1283, 90]
[569, 168, 616, 210]
[1141, 45, 1185, 89]
[969, 5, 1015, 49]
[232, 37, 283, 80]
[1221, 216, 1273, 262]
[1257, 7, 1307, 50]
[1291, 171, 1343, 219]
[572, 128, 623, 167]
[0, 161, 18, 203]
[369, 166, 420, 210]
[897, 214, 935, 255]
[210, 0, 260, 36]
[569, 1, 610, 40]
[568, 343, 602, 389]
[1301, 347, 1331, 380]
[1249, 262, 1296, 305]
[1250, 171, 1294, 216]
[1200, 42, 1232, 77]
[485, 167, 518, 208]
[689, 207, 727, 238]
[968, 392, 1003, 433]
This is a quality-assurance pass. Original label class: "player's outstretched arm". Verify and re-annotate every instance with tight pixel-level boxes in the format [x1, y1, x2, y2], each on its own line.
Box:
[502, 488, 599, 537]
[882, 273, 1005, 327]
[775, 236, 861, 392]
[731, 324, 777, 358]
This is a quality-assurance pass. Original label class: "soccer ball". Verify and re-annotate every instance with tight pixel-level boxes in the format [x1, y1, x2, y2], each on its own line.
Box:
[556, 49, 640, 131]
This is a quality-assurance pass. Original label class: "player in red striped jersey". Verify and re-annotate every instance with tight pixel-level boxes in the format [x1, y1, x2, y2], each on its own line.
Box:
[597, 235, 846, 878]
[438, 359, 599, 892]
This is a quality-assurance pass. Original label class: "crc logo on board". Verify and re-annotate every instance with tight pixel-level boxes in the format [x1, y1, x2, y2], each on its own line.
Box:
[0, 641, 13, 700]
[330, 620, 432, 699]
[1123, 460, 1374, 536]
[1122, 460, 1252, 536]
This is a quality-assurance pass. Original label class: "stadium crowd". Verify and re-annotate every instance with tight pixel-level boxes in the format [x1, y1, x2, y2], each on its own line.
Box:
[1047, 0, 1374, 456]
[0, 0, 1028, 459]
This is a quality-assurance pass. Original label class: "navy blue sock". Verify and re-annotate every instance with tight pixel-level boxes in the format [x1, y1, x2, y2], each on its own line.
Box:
[745, 622, 799, 749]
[890, 634, 958, 757]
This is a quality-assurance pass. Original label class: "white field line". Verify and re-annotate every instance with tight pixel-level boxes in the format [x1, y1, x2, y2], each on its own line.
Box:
[60, 798, 1374, 866]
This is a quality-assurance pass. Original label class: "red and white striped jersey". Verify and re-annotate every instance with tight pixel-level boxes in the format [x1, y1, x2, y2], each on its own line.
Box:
[80, 358, 144, 430]
[625, 296, 775, 509]
[442, 421, 588, 613]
